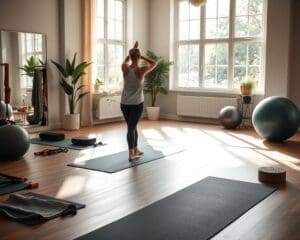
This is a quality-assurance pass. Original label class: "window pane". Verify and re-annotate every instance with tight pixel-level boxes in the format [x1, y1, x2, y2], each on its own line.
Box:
[206, 0, 217, 18]
[115, 0, 123, 21]
[108, 20, 116, 39]
[205, 44, 216, 65]
[248, 43, 261, 65]
[190, 20, 200, 39]
[204, 66, 216, 87]
[108, 44, 123, 66]
[108, 0, 115, 19]
[217, 18, 229, 38]
[178, 45, 199, 88]
[206, 18, 217, 39]
[96, 18, 104, 38]
[116, 20, 123, 40]
[190, 4, 200, 20]
[235, 16, 248, 37]
[236, 0, 248, 16]
[179, 21, 189, 40]
[96, 0, 104, 17]
[234, 43, 247, 65]
[108, 44, 124, 89]
[248, 66, 260, 79]
[108, 66, 122, 89]
[218, 0, 229, 18]
[179, 1, 189, 21]
[234, 67, 246, 86]
[216, 44, 228, 65]
[249, 15, 262, 36]
[96, 43, 104, 65]
[249, 0, 263, 14]
[217, 67, 228, 87]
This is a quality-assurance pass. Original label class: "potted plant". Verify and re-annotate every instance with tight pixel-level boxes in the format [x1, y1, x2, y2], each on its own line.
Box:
[240, 77, 255, 104]
[19, 56, 44, 77]
[94, 78, 104, 93]
[51, 53, 91, 130]
[144, 51, 173, 120]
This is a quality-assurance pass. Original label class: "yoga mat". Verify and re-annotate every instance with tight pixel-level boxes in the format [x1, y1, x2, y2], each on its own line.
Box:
[76, 177, 276, 240]
[0, 192, 85, 225]
[0, 181, 29, 196]
[68, 145, 184, 173]
[30, 138, 106, 150]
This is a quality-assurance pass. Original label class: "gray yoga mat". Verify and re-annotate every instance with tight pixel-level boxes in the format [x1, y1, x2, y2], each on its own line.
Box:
[68, 145, 184, 173]
[76, 176, 276, 240]
[30, 138, 105, 150]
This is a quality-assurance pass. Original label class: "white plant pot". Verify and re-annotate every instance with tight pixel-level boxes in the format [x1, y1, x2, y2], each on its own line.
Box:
[63, 113, 80, 130]
[146, 106, 160, 121]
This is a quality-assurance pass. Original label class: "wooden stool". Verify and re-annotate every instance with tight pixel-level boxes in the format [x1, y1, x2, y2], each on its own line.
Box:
[258, 166, 286, 184]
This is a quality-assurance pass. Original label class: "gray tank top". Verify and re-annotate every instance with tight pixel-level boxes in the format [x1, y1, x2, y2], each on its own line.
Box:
[121, 67, 144, 105]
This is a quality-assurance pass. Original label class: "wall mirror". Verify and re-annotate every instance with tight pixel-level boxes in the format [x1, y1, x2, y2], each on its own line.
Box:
[0, 30, 47, 127]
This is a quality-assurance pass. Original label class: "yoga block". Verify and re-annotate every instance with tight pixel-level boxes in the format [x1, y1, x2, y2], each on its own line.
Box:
[39, 132, 65, 141]
[258, 166, 286, 184]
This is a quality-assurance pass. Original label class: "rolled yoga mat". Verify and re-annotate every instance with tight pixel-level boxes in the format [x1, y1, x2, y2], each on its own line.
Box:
[30, 138, 106, 150]
[76, 177, 276, 240]
[68, 145, 185, 173]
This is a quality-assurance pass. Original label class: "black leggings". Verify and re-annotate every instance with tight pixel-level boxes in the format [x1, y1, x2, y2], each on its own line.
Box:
[120, 102, 144, 149]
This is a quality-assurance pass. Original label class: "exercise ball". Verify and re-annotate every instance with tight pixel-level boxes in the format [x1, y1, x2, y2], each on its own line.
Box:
[0, 125, 30, 160]
[0, 100, 13, 119]
[219, 106, 242, 129]
[252, 96, 300, 142]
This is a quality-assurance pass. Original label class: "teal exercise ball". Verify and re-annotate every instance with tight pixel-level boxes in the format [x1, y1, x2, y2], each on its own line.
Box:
[0, 101, 13, 119]
[252, 96, 300, 142]
[0, 125, 30, 160]
[219, 106, 242, 129]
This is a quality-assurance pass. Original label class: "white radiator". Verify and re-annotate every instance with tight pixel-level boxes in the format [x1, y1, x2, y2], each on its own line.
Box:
[177, 95, 237, 119]
[96, 95, 123, 120]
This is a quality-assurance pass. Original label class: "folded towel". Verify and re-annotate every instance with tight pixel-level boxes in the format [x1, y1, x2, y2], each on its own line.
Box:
[0, 192, 85, 225]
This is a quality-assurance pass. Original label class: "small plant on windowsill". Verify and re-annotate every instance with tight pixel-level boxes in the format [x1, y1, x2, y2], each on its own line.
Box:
[240, 77, 256, 104]
[94, 78, 104, 93]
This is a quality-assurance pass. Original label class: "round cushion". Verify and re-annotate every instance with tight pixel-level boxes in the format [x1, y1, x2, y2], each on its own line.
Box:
[258, 166, 286, 184]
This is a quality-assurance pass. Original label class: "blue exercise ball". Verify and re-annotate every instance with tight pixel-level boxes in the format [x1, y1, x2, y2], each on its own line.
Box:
[219, 106, 242, 129]
[252, 96, 300, 142]
[0, 125, 30, 160]
[0, 100, 13, 119]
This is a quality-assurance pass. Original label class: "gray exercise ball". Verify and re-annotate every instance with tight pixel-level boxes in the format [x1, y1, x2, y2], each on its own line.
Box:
[219, 106, 242, 129]
[0, 125, 30, 160]
[252, 96, 300, 142]
[0, 100, 13, 119]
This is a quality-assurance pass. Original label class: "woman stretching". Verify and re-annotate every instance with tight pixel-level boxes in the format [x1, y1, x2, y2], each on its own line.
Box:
[121, 41, 157, 161]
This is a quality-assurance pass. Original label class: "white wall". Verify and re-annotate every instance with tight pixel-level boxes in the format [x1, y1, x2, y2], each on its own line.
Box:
[265, 0, 292, 97]
[289, 0, 300, 108]
[0, 0, 61, 127]
[148, 0, 293, 118]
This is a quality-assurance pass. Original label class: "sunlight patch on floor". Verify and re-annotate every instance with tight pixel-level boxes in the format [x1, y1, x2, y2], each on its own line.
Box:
[204, 129, 254, 148]
[56, 175, 87, 198]
[229, 132, 269, 149]
[142, 129, 166, 140]
[256, 149, 300, 171]
[182, 128, 221, 145]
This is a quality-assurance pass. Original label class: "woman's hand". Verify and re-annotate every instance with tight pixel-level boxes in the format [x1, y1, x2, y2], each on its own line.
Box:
[133, 41, 139, 49]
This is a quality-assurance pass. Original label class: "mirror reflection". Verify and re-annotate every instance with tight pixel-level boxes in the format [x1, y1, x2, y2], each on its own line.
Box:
[0, 30, 47, 127]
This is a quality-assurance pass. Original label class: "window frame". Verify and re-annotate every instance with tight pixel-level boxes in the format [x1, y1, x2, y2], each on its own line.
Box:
[93, 0, 127, 91]
[172, 0, 267, 94]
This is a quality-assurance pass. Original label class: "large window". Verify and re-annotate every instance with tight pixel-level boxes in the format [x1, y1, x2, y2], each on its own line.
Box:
[175, 0, 266, 92]
[93, 0, 126, 90]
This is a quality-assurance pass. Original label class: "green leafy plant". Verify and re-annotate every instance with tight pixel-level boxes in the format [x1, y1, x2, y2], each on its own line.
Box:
[144, 51, 173, 107]
[95, 78, 104, 86]
[51, 53, 92, 114]
[240, 77, 256, 95]
[19, 56, 44, 77]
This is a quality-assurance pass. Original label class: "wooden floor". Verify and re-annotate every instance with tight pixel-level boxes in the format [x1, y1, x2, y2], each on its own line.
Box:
[1, 119, 300, 240]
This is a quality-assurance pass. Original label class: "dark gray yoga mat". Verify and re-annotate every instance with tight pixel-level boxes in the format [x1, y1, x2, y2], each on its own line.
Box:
[30, 138, 105, 150]
[76, 177, 276, 240]
[68, 145, 184, 173]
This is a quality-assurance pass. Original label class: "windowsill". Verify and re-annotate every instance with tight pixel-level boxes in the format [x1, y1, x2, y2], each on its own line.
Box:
[168, 87, 265, 97]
